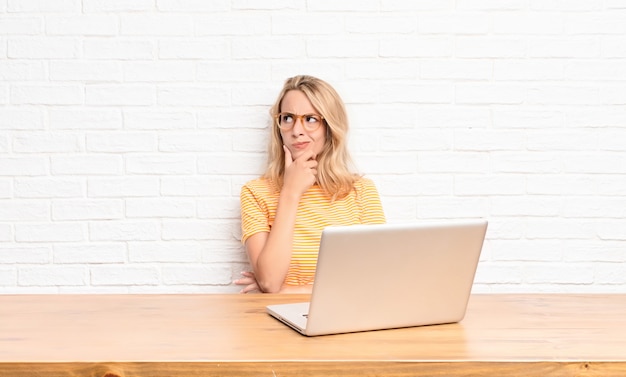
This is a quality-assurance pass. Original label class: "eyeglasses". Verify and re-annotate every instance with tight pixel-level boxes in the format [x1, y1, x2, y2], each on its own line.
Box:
[275, 112, 325, 132]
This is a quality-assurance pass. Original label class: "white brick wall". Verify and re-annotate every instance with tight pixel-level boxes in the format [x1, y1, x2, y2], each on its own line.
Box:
[1, 1, 625, 293]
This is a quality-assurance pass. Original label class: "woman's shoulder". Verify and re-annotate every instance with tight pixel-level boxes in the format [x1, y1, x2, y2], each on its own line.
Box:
[243, 177, 268, 188]
[241, 177, 278, 196]
[352, 176, 377, 190]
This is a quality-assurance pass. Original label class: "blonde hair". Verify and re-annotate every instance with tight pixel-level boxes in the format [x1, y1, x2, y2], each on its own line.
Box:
[264, 75, 358, 200]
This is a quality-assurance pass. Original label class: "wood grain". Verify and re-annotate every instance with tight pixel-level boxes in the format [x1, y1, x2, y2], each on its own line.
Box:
[1, 294, 626, 376]
[1, 362, 625, 377]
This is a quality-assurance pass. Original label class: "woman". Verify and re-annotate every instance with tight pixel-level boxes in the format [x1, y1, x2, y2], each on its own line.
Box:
[236, 75, 386, 293]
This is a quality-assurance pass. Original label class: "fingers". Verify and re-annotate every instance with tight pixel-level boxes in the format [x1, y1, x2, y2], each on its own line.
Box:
[284, 145, 317, 172]
[240, 271, 255, 278]
[282, 144, 318, 194]
[293, 148, 318, 172]
[233, 277, 253, 285]
[234, 271, 260, 294]
[240, 283, 260, 294]
[283, 145, 292, 169]
[297, 145, 317, 163]
[285, 144, 317, 164]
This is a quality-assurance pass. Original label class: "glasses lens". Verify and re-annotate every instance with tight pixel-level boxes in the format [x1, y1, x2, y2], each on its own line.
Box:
[278, 113, 293, 126]
[277, 113, 323, 131]
[306, 115, 321, 123]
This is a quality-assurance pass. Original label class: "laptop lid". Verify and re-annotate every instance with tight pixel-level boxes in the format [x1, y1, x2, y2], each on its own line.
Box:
[267, 219, 488, 336]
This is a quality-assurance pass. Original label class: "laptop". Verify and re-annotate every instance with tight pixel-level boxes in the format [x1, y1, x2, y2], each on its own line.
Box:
[266, 219, 488, 336]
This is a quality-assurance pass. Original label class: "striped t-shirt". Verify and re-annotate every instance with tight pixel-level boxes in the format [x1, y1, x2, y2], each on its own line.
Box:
[240, 177, 386, 286]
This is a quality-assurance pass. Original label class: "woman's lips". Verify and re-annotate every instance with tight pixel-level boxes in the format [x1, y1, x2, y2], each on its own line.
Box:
[292, 142, 310, 150]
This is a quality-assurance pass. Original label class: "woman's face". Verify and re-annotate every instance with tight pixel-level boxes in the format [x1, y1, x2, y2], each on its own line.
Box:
[278, 90, 327, 162]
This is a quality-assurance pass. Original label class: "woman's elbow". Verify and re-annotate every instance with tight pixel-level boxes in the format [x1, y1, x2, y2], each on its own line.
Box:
[257, 279, 283, 294]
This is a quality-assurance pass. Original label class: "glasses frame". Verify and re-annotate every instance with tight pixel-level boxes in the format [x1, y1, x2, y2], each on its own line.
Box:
[274, 112, 325, 132]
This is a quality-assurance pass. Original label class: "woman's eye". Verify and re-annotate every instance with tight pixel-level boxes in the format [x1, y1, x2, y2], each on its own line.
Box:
[306, 115, 319, 123]
[282, 114, 294, 123]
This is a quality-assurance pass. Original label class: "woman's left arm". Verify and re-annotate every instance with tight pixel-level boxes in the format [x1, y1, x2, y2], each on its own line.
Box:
[235, 271, 312, 294]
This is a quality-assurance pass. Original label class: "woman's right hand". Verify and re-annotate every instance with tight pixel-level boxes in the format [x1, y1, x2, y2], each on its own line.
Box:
[282, 145, 317, 196]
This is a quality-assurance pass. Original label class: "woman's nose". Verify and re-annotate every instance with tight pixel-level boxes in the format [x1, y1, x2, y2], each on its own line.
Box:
[290, 118, 306, 135]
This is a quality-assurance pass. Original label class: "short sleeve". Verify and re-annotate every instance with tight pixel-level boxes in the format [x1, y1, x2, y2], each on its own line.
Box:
[240, 183, 271, 245]
[356, 178, 386, 224]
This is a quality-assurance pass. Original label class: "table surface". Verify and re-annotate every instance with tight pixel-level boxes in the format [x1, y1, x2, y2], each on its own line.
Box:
[1, 294, 626, 377]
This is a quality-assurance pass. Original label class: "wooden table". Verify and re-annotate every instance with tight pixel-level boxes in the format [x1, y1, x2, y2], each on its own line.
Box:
[1, 294, 625, 376]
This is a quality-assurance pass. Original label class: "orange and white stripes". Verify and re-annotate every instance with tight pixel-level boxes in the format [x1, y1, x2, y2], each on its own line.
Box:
[240, 177, 385, 286]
